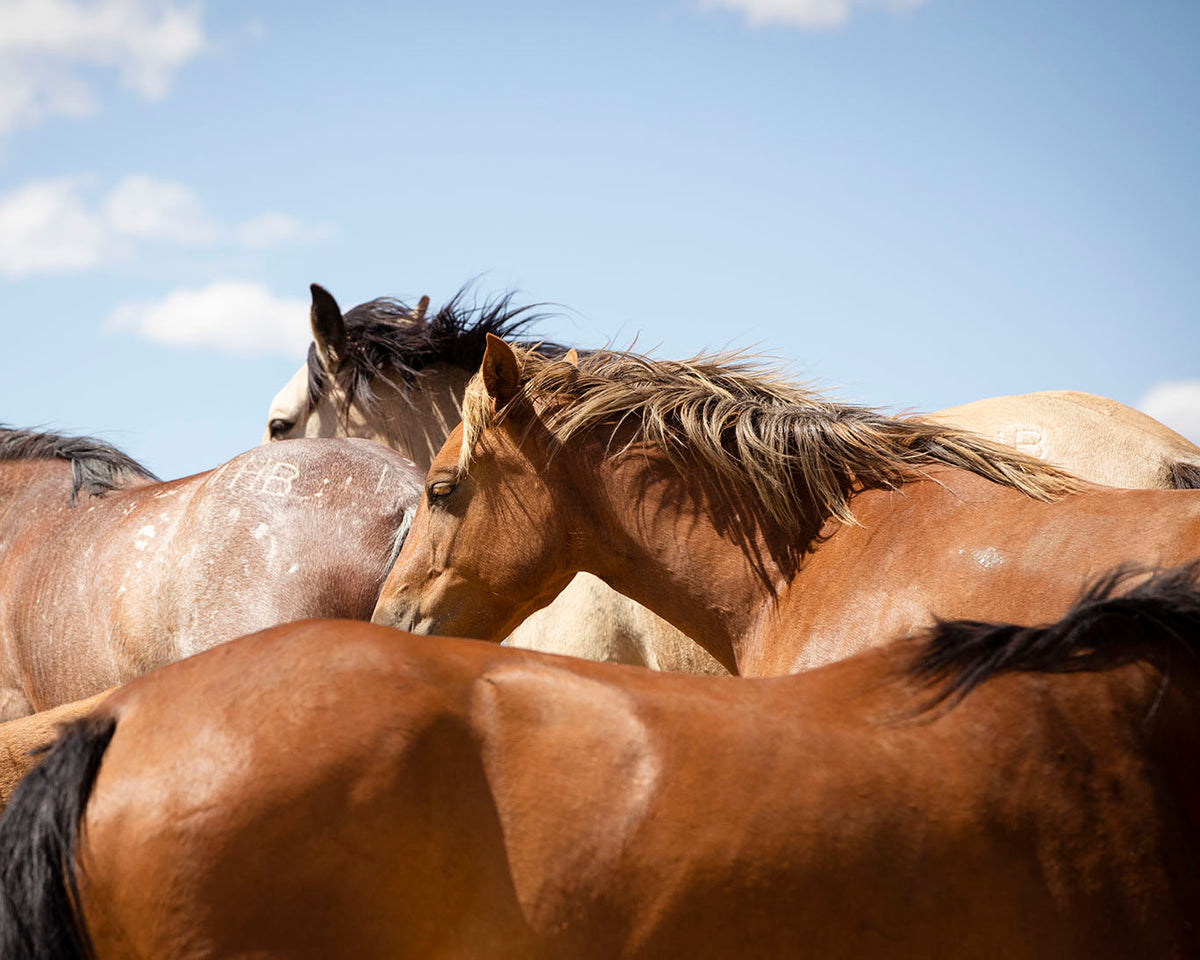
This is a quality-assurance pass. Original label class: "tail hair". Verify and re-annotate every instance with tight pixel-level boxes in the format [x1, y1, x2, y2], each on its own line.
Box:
[910, 562, 1200, 709]
[1170, 460, 1200, 490]
[0, 714, 116, 960]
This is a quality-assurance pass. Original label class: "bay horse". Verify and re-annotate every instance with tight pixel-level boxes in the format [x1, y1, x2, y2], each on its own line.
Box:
[0, 427, 422, 717]
[375, 337, 1200, 676]
[3, 567, 1200, 959]
[262, 283, 727, 675]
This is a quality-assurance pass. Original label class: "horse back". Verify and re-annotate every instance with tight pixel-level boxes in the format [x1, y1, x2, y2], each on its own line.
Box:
[764, 473, 1200, 675]
[67, 624, 1200, 959]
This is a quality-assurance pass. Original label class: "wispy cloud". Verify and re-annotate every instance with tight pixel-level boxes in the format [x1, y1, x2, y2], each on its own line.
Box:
[102, 173, 218, 243]
[702, 0, 931, 29]
[1139, 381, 1200, 446]
[0, 0, 205, 136]
[235, 212, 336, 249]
[105, 280, 311, 357]
[0, 174, 333, 277]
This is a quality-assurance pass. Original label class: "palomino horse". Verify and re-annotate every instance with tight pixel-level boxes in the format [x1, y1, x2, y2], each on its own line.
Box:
[0, 427, 422, 717]
[375, 337, 1200, 676]
[930, 389, 1200, 489]
[3, 567, 1199, 959]
[263, 283, 725, 675]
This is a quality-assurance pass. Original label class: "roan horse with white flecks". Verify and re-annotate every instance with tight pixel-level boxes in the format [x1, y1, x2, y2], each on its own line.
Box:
[0, 427, 422, 718]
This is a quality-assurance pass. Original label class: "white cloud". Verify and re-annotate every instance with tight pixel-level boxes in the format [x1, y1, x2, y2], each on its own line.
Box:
[0, 174, 331, 277]
[0, 175, 113, 274]
[703, 0, 931, 29]
[106, 281, 311, 357]
[0, 0, 205, 135]
[235, 212, 336, 248]
[1139, 381, 1200, 446]
[103, 173, 217, 243]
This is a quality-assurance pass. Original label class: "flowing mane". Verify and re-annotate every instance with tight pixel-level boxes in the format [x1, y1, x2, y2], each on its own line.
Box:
[460, 346, 1078, 532]
[0, 427, 158, 501]
[307, 287, 552, 415]
[911, 563, 1200, 707]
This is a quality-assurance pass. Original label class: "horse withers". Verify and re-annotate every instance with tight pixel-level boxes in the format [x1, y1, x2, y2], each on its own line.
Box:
[3, 567, 1199, 958]
[0, 427, 422, 717]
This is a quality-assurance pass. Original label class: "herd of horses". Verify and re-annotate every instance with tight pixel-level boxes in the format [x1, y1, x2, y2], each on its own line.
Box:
[1, 281, 1200, 956]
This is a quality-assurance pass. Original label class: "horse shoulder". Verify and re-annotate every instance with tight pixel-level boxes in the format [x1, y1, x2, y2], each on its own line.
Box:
[466, 658, 669, 922]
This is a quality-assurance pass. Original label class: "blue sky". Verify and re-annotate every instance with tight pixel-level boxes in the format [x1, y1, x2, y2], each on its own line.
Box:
[1, 0, 1198, 480]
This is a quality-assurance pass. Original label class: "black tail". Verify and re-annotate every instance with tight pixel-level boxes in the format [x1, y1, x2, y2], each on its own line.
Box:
[0, 714, 117, 960]
[911, 562, 1200, 708]
[1171, 460, 1200, 490]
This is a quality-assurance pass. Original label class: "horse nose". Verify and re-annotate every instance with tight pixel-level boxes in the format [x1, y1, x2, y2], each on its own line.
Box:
[371, 589, 420, 633]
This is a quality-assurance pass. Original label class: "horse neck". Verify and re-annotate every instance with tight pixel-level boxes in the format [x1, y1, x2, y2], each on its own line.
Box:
[0, 461, 70, 515]
[347, 363, 473, 473]
[573, 438, 808, 675]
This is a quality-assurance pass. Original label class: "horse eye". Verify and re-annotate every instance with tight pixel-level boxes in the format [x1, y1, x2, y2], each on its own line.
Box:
[427, 480, 457, 501]
[268, 419, 294, 440]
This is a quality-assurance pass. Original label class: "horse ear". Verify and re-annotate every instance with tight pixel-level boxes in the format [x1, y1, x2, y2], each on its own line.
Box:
[481, 334, 521, 406]
[563, 348, 579, 367]
[310, 284, 347, 366]
[411, 295, 430, 325]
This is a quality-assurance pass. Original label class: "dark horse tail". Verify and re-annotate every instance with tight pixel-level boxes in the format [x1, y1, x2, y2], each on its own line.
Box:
[1171, 460, 1200, 490]
[912, 562, 1200, 707]
[0, 714, 117, 960]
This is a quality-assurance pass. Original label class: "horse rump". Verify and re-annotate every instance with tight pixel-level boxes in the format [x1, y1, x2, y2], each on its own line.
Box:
[0, 714, 116, 960]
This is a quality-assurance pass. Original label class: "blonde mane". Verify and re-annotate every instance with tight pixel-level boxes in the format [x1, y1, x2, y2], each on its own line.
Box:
[460, 346, 1079, 531]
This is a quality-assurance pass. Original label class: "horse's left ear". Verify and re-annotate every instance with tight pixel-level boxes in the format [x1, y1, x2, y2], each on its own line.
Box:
[481, 334, 521, 406]
[563, 348, 579, 367]
[310, 284, 347, 367]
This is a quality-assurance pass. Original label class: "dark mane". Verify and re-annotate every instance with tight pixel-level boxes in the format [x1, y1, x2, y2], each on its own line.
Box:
[910, 563, 1200, 707]
[0, 427, 159, 501]
[307, 286, 554, 415]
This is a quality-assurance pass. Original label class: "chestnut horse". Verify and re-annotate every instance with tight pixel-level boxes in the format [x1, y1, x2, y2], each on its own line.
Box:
[0, 427, 422, 717]
[0, 690, 113, 809]
[266, 286, 1200, 677]
[262, 283, 727, 675]
[375, 338, 1200, 676]
[3, 568, 1200, 959]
